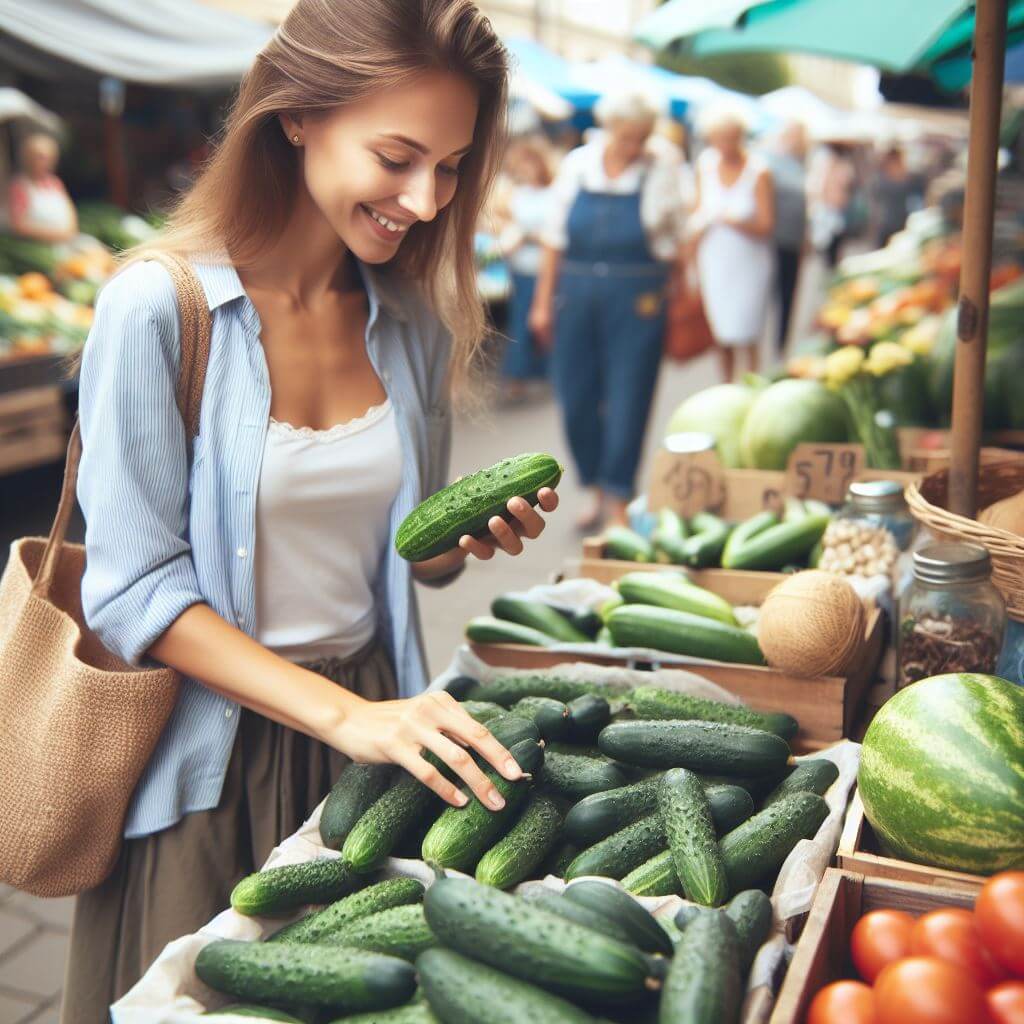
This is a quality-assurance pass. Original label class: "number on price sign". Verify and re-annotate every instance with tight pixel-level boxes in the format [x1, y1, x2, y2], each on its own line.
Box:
[785, 443, 865, 504]
[648, 448, 726, 517]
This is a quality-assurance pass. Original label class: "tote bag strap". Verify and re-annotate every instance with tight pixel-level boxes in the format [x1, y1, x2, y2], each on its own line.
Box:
[32, 253, 214, 599]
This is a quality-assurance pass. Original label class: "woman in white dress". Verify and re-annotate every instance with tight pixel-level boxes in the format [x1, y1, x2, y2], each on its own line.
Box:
[690, 105, 775, 382]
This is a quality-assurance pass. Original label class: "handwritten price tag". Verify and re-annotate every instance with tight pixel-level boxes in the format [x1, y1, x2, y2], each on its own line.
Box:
[648, 448, 726, 517]
[785, 443, 866, 504]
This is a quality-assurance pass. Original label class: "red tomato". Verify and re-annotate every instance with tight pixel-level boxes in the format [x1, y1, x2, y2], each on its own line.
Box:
[976, 872, 1024, 977]
[988, 981, 1024, 1024]
[911, 907, 1009, 987]
[874, 957, 988, 1024]
[850, 909, 916, 983]
[807, 980, 877, 1024]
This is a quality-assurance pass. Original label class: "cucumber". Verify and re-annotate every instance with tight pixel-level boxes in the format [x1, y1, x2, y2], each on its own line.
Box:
[519, 887, 635, 945]
[416, 948, 600, 1024]
[566, 694, 611, 742]
[658, 912, 740, 1024]
[604, 526, 654, 562]
[720, 792, 829, 892]
[761, 758, 839, 808]
[676, 513, 732, 568]
[204, 1007, 304, 1022]
[626, 687, 798, 740]
[466, 616, 556, 647]
[561, 606, 603, 638]
[195, 940, 415, 1011]
[724, 890, 773, 972]
[443, 675, 478, 700]
[476, 792, 564, 888]
[540, 749, 630, 801]
[542, 840, 581, 878]
[511, 696, 571, 740]
[563, 880, 673, 956]
[606, 605, 765, 666]
[466, 675, 629, 707]
[596, 626, 614, 646]
[672, 903, 711, 934]
[230, 859, 362, 917]
[423, 877, 656, 1001]
[621, 851, 680, 898]
[719, 510, 778, 568]
[395, 453, 562, 562]
[458, 700, 506, 725]
[491, 594, 591, 643]
[486, 711, 544, 748]
[650, 533, 692, 566]
[706, 785, 755, 835]
[326, 903, 434, 961]
[565, 813, 666, 880]
[598, 720, 790, 777]
[319, 764, 394, 851]
[658, 769, 728, 908]
[343, 776, 441, 873]
[721, 514, 830, 571]
[655, 507, 688, 541]
[269, 878, 424, 945]
[326, 1005, 440, 1024]
[599, 593, 625, 622]
[616, 573, 738, 627]
[420, 737, 543, 871]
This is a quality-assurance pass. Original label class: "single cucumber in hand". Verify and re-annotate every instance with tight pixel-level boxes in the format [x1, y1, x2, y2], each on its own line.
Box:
[395, 453, 562, 561]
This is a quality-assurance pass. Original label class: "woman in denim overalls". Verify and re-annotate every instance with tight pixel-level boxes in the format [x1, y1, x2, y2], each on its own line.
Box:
[530, 91, 685, 530]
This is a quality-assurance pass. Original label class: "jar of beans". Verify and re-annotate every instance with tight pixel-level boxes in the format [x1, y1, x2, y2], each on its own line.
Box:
[898, 542, 1006, 688]
[818, 480, 914, 579]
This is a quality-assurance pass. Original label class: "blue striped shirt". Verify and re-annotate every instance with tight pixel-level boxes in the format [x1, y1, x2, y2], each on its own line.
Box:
[77, 257, 453, 839]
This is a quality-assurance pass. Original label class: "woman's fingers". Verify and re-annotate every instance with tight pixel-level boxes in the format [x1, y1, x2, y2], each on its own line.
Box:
[536, 487, 559, 513]
[395, 749, 469, 808]
[417, 728, 506, 810]
[456, 491, 558, 560]
[442, 706, 524, 783]
[506, 496, 545, 539]
[458, 534, 496, 559]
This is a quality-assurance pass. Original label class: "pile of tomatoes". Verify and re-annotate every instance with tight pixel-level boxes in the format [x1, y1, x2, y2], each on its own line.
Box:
[807, 871, 1024, 1024]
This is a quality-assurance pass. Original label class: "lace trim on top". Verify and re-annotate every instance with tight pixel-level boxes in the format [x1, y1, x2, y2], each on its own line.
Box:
[268, 400, 391, 443]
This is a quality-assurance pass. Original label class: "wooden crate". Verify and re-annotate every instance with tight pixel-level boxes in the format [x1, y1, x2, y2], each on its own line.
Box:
[0, 386, 67, 476]
[770, 869, 976, 1024]
[837, 789, 986, 895]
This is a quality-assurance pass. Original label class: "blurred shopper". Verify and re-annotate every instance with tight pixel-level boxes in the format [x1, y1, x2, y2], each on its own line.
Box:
[530, 89, 685, 530]
[764, 120, 807, 355]
[691, 104, 775, 382]
[807, 139, 857, 268]
[871, 143, 924, 247]
[60, 4, 559, 1020]
[8, 132, 78, 243]
[493, 136, 555, 400]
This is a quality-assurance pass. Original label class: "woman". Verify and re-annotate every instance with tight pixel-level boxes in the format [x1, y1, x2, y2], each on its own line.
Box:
[807, 139, 857, 268]
[63, 3, 557, 1018]
[8, 132, 79, 243]
[493, 136, 554, 401]
[691, 104, 775, 383]
[530, 90, 685, 531]
[871, 144, 922, 248]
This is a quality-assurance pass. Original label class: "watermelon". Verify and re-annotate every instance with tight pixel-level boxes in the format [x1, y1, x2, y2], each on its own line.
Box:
[859, 673, 1024, 875]
[665, 383, 757, 468]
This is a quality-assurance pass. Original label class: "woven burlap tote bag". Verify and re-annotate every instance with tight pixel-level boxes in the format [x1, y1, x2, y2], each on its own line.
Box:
[0, 253, 211, 897]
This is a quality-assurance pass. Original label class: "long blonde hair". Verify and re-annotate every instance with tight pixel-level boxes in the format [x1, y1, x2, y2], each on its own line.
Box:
[125, 0, 508, 393]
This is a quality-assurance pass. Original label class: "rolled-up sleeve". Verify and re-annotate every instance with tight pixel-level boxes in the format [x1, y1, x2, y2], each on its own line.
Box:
[77, 262, 206, 666]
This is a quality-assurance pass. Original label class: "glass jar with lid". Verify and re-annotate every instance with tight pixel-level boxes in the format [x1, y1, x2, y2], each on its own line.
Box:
[818, 480, 915, 579]
[898, 542, 1007, 688]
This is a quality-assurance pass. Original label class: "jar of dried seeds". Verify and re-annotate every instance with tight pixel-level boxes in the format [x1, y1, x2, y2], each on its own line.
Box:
[818, 480, 914, 579]
[898, 542, 1006, 687]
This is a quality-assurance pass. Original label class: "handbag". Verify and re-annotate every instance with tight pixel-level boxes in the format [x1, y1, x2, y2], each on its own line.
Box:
[0, 252, 212, 897]
[664, 264, 715, 363]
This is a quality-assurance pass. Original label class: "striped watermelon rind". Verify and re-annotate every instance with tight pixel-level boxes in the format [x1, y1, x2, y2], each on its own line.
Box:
[859, 673, 1024, 875]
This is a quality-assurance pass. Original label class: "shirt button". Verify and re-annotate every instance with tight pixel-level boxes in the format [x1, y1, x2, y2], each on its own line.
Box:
[225, 707, 234, 718]
[236, 546, 247, 558]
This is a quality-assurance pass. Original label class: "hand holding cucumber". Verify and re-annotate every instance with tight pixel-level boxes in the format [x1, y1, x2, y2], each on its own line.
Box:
[457, 489, 558, 560]
[325, 689, 523, 811]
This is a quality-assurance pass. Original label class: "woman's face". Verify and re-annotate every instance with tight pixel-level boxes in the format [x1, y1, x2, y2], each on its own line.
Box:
[709, 123, 744, 160]
[291, 70, 479, 264]
[606, 119, 653, 167]
[23, 138, 58, 178]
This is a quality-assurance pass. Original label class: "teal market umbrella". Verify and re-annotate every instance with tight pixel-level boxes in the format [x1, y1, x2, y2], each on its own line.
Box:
[634, 0, 1011, 516]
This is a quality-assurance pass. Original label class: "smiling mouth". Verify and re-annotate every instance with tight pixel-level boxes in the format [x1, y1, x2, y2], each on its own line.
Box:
[361, 204, 410, 235]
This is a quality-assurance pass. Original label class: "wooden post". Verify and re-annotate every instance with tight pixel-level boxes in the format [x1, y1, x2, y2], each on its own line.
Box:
[948, 0, 1007, 516]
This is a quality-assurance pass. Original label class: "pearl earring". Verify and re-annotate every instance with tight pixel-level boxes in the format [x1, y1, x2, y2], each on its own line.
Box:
[292, 134, 301, 145]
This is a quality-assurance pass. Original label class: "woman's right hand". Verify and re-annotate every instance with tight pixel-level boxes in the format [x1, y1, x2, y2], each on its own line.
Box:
[327, 690, 522, 809]
[528, 299, 554, 349]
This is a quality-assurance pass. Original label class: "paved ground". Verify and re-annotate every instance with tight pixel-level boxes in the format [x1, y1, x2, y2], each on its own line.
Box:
[0, 256, 827, 1020]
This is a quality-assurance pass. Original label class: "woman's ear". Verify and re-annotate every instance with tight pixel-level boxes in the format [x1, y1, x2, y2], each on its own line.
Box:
[278, 112, 304, 145]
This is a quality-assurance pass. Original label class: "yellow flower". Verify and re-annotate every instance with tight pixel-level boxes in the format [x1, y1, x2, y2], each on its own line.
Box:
[865, 341, 914, 377]
[824, 346, 866, 386]
[787, 354, 828, 380]
[900, 315, 941, 357]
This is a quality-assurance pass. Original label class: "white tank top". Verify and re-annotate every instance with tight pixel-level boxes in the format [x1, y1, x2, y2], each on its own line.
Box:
[254, 400, 403, 662]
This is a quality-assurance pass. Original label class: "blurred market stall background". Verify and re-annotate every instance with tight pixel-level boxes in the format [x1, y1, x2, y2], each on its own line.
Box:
[0, 2, 1021, 1020]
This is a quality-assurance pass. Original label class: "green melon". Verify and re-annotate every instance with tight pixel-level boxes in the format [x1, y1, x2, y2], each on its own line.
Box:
[859, 673, 1024, 875]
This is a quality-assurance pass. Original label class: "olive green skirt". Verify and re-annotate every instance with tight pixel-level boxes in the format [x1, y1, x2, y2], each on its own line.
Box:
[60, 640, 397, 1024]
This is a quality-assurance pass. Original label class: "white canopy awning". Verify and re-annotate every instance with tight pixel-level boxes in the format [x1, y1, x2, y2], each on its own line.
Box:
[0, 0, 273, 88]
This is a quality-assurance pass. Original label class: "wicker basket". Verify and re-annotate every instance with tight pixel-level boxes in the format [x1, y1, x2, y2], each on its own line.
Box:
[906, 460, 1024, 620]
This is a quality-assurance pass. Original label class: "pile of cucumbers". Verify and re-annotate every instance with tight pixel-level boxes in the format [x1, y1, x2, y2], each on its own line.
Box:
[603, 500, 832, 572]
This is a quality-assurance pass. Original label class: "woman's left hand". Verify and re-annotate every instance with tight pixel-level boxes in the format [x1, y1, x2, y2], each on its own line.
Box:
[459, 488, 559, 560]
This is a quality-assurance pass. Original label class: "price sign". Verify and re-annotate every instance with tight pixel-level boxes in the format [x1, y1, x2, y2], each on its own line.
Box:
[785, 443, 866, 505]
[648, 448, 726, 517]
